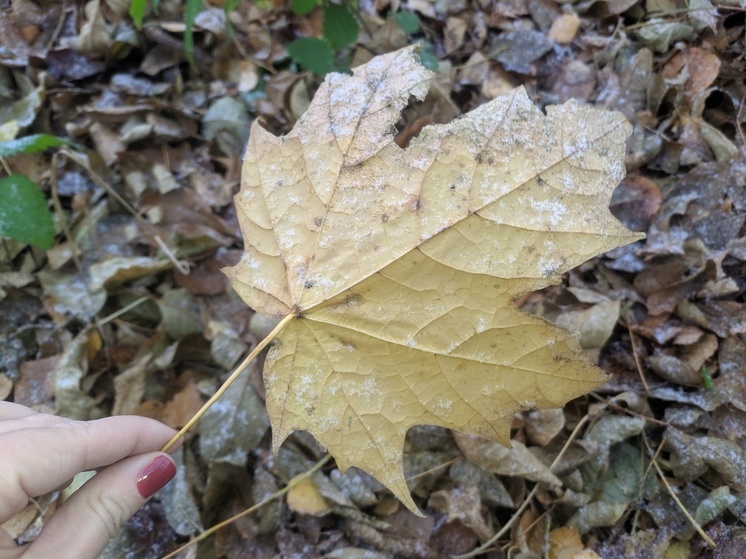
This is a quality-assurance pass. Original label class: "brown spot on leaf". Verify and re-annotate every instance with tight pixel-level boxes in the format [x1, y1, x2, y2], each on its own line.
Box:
[336, 337, 356, 351]
[407, 195, 424, 212]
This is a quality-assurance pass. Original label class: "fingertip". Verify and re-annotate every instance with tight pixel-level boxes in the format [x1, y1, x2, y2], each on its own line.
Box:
[23, 452, 178, 559]
[136, 454, 177, 499]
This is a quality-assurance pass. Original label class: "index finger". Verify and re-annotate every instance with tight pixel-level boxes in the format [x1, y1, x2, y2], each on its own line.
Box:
[0, 401, 39, 421]
[0, 415, 179, 520]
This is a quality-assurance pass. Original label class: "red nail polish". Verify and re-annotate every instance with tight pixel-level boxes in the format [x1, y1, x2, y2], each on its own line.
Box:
[136, 456, 176, 499]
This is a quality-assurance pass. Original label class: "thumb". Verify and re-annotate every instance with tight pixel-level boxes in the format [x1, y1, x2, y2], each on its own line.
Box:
[22, 452, 176, 559]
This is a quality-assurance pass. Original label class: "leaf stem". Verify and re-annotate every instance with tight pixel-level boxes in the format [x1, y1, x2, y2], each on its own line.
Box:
[161, 313, 294, 452]
[160, 454, 332, 559]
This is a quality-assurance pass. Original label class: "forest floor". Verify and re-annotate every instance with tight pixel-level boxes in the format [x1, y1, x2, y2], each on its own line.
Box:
[1, 0, 745, 558]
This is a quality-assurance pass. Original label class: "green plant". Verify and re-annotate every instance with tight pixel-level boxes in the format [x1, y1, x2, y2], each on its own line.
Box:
[287, 37, 336, 74]
[0, 134, 73, 158]
[127, 0, 434, 75]
[183, 0, 203, 66]
[0, 134, 76, 250]
[286, 1, 359, 73]
[286, 3, 437, 74]
[0, 175, 55, 250]
[129, 0, 231, 67]
[128, 0, 149, 28]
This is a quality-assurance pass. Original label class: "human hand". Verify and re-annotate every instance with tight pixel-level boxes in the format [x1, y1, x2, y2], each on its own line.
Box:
[0, 401, 179, 559]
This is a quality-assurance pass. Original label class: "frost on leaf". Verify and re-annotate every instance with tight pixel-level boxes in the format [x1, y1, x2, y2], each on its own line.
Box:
[223, 46, 643, 512]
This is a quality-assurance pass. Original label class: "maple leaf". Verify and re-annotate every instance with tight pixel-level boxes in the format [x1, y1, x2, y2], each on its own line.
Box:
[223, 46, 643, 512]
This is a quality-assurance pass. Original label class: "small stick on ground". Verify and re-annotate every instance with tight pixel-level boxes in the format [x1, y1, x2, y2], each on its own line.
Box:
[160, 454, 332, 559]
[452, 413, 593, 559]
[645, 436, 716, 549]
[624, 311, 650, 392]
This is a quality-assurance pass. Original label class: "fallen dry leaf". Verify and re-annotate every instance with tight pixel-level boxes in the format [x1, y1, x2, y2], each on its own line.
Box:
[286, 475, 330, 517]
[453, 429, 562, 485]
[523, 408, 565, 446]
[549, 526, 601, 559]
[223, 46, 642, 511]
[162, 380, 205, 429]
[428, 486, 494, 541]
[549, 15, 581, 45]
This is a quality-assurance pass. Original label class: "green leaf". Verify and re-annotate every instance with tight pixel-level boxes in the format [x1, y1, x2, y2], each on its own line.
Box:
[417, 41, 439, 70]
[287, 37, 334, 74]
[322, 4, 359, 50]
[290, 0, 318, 16]
[184, 0, 202, 67]
[0, 134, 74, 158]
[394, 11, 420, 34]
[0, 175, 55, 249]
[129, 0, 147, 28]
[222, 0, 240, 36]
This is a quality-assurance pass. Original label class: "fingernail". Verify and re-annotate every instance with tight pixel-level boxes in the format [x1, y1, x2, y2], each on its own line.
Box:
[136, 456, 176, 499]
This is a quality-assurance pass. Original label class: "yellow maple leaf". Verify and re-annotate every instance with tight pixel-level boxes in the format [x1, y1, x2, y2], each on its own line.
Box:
[223, 46, 643, 512]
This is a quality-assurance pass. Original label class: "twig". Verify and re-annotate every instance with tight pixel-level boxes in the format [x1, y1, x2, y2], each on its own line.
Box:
[59, 148, 189, 274]
[160, 454, 332, 559]
[344, 0, 372, 41]
[624, 312, 650, 392]
[452, 414, 592, 559]
[46, 0, 70, 49]
[643, 435, 716, 548]
[94, 296, 148, 328]
[50, 153, 85, 276]
[589, 393, 669, 427]
[651, 456, 716, 547]
[407, 457, 458, 482]
[451, 46, 507, 70]
[1, 158, 14, 263]
[736, 92, 745, 146]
